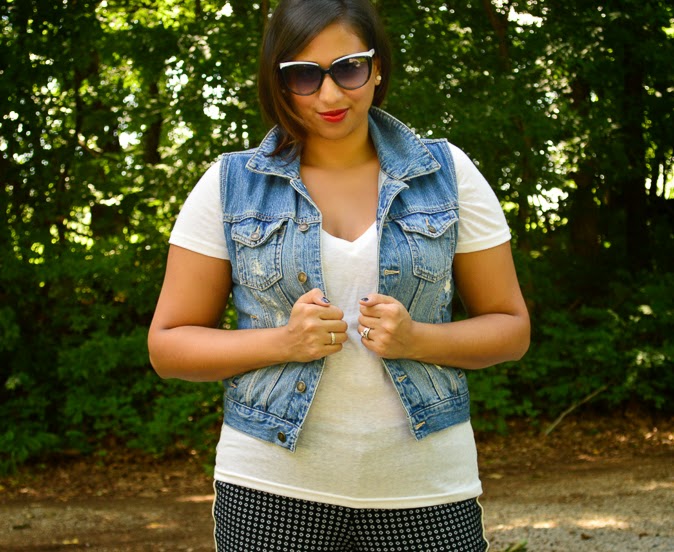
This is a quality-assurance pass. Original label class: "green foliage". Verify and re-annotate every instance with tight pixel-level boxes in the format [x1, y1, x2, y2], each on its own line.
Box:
[127, 380, 223, 457]
[1, 0, 673, 472]
[0, 425, 60, 475]
[500, 542, 528, 552]
[1, 0, 253, 473]
[470, 266, 674, 427]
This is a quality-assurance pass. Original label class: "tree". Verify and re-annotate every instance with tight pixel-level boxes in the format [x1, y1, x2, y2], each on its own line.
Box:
[0, 0, 264, 470]
[1, 0, 672, 471]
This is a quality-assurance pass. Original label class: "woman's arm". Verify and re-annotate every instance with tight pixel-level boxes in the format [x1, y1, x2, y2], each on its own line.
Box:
[148, 245, 347, 382]
[358, 241, 530, 369]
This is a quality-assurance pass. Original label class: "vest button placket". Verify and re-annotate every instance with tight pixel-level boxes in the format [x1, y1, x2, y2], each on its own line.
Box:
[219, 109, 469, 449]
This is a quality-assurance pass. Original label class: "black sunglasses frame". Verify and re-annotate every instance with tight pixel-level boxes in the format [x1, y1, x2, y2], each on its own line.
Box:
[279, 49, 375, 96]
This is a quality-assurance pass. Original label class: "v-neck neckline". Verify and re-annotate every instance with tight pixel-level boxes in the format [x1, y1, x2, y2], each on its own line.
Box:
[321, 221, 377, 246]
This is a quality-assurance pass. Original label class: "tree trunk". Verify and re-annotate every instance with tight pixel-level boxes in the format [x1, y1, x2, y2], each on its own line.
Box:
[260, 0, 270, 33]
[481, 0, 511, 71]
[143, 81, 163, 166]
[568, 77, 600, 259]
[620, 43, 649, 269]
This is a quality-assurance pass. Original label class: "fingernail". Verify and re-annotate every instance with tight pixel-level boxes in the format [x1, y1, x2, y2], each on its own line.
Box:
[322, 297, 330, 303]
[360, 297, 369, 302]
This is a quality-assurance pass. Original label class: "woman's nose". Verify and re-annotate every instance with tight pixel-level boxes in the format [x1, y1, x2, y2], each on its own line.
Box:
[317, 74, 344, 102]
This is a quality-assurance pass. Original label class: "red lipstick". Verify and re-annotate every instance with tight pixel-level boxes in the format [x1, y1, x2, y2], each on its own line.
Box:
[319, 109, 348, 123]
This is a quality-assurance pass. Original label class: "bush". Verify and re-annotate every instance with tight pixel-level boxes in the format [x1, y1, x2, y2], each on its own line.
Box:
[470, 267, 674, 428]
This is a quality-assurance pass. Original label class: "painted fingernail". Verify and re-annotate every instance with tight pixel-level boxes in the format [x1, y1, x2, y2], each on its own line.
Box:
[322, 297, 330, 303]
[361, 297, 369, 302]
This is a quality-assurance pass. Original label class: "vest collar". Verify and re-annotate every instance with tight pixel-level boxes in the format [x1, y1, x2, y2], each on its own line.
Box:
[245, 107, 440, 182]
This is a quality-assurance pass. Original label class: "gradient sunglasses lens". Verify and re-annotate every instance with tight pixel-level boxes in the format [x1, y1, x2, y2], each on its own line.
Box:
[280, 49, 375, 95]
[332, 54, 372, 89]
[281, 64, 321, 96]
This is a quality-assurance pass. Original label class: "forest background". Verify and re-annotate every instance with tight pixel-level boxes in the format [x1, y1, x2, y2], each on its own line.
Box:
[1, 0, 673, 474]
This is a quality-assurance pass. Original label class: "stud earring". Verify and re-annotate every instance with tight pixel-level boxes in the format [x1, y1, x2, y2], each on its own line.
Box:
[375, 75, 382, 85]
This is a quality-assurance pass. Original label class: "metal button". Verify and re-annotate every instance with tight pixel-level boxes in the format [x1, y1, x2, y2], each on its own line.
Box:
[427, 225, 437, 234]
[298, 222, 309, 232]
[277, 432, 287, 443]
[250, 231, 261, 241]
[298, 272, 308, 283]
[296, 381, 307, 393]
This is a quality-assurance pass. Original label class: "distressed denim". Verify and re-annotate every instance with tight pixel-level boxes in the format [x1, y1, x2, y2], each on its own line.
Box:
[219, 107, 469, 451]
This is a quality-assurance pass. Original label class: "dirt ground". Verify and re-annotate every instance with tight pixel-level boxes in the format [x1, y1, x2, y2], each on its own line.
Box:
[1, 414, 672, 552]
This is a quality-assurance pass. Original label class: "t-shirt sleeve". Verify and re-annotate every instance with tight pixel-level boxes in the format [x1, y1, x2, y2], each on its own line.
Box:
[169, 160, 230, 260]
[450, 143, 511, 254]
[168, 145, 508, 260]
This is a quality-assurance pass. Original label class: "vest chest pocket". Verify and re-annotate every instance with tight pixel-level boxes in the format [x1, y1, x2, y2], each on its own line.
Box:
[393, 209, 458, 283]
[231, 217, 287, 290]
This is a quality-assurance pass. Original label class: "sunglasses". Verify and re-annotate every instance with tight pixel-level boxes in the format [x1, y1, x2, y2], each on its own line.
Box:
[279, 49, 375, 96]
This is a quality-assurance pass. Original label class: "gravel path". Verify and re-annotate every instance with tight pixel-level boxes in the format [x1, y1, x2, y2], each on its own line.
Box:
[481, 454, 674, 551]
[1, 417, 672, 551]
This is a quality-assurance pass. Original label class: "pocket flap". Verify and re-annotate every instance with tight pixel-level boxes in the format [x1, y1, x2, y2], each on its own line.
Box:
[394, 209, 458, 238]
[231, 217, 286, 248]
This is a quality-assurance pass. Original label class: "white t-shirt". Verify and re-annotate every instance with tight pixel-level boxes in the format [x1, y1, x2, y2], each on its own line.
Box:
[170, 143, 511, 261]
[170, 142, 511, 509]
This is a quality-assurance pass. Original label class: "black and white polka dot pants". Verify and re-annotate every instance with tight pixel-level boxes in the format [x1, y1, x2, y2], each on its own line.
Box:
[213, 481, 489, 551]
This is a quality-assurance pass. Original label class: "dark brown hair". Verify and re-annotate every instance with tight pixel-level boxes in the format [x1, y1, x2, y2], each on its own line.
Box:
[258, 0, 392, 158]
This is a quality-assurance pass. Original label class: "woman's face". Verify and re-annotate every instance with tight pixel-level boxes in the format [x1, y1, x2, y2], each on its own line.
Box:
[285, 22, 379, 147]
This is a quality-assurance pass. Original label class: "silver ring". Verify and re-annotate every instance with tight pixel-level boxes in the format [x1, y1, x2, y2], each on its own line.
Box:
[330, 331, 336, 345]
[360, 327, 371, 340]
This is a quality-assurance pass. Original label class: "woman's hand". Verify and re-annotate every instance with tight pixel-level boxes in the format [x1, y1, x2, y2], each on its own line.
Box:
[356, 243, 530, 368]
[356, 243, 529, 369]
[285, 288, 348, 362]
[357, 294, 415, 359]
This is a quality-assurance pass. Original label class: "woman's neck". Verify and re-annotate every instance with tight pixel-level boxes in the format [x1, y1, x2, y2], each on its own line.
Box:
[301, 130, 377, 170]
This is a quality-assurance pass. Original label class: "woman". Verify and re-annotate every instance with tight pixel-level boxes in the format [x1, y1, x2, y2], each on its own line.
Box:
[148, 0, 530, 549]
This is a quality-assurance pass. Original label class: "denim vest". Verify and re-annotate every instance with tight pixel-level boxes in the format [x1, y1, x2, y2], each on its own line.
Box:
[219, 107, 469, 451]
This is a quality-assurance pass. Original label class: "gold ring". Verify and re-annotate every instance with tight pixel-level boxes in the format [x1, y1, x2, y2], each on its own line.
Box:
[330, 331, 336, 345]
